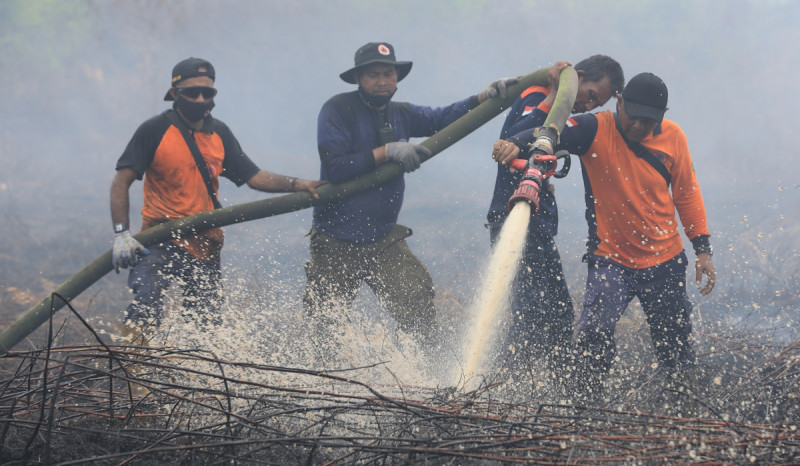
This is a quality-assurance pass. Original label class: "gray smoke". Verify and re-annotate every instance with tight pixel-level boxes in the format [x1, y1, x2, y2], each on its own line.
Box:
[1, 0, 798, 346]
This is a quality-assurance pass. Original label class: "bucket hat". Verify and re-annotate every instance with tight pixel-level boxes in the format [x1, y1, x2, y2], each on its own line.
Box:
[339, 42, 412, 84]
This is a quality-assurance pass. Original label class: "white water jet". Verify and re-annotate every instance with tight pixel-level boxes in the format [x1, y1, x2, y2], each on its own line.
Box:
[455, 202, 531, 388]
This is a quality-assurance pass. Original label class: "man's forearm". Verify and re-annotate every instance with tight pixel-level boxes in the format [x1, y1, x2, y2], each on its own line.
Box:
[110, 169, 137, 229]
[320, 150, 377, 184]
[246, 170, 297, 192]
[110, 194, 130, 228]
[372, 145, 387, 165]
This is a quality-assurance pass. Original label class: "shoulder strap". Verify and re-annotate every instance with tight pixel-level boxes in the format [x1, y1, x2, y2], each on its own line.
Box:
[165, 110, 222, 209]
[614, 113, 671, 187]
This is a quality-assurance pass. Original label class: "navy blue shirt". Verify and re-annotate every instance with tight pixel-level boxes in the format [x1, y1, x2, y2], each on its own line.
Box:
[487, 86, 558, 237]
[313, 90, 479, 243]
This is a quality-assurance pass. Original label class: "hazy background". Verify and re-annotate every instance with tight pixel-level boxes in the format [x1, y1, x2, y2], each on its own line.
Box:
[1, 0, 798, 347]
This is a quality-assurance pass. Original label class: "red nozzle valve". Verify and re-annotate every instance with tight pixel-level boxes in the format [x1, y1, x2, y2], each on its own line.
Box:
[508, 168, 543, 217]
[510, 159, 527, 172]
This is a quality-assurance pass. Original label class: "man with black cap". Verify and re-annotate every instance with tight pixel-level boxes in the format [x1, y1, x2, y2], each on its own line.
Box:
[303, 42, 514, 352]
[493, 72, 716, 399]
[111, 57, 325, 336]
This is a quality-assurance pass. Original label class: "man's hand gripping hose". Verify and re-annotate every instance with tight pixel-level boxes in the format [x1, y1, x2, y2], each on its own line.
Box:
[507, 125, 571, 217]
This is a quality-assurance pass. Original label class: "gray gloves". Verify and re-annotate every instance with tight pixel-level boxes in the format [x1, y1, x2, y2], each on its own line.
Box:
[385, 142, 430, 173]
[480, 77, 519, 100]
[113, 231, 149, 273]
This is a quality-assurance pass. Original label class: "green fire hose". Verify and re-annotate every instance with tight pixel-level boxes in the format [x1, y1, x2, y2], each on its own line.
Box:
[0, 66, 578, 354]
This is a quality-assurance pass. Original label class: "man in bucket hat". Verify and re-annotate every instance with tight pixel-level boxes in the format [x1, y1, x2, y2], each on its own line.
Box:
[111, 57, 324, 338]
[303, 42, 514, 357]
[493, 72, 716, 402]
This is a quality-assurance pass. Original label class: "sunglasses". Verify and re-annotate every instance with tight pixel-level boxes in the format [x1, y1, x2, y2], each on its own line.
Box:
[175, 86, 218, 99]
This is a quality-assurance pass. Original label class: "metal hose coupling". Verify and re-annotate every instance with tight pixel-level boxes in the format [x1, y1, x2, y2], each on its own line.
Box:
[528, 125, 559, 156]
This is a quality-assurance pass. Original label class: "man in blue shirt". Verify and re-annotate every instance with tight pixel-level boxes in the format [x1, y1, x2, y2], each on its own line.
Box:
[487, 56, 624, 382]
[304, 42, 513, 352]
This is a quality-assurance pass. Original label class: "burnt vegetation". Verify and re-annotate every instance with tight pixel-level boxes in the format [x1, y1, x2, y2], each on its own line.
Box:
[1, 290, 798, 464]
[2, 1, 800, 463]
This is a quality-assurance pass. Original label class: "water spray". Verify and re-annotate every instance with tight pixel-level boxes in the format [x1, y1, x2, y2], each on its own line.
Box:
[458, 68, 578, 388]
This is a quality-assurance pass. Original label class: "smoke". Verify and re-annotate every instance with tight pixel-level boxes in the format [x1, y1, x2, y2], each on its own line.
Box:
[2, 0, 799, 364]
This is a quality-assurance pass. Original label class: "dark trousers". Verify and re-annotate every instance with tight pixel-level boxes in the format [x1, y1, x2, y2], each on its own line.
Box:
[126, 242, 222, 327]
[303, 225, 437, 345]
[488, 222, 575, 374]
[575, 252, 695, 378]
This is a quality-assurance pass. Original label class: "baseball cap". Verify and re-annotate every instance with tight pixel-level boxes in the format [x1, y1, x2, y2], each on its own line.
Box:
[339, 42, 412, 84]
[163, 57, 216, 101]
[621, 72, 668, 121]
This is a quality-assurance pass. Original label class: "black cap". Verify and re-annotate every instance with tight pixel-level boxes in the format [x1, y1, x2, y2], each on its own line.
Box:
[621, 72, 668, 121]
[163, 57, 216, 101]
[339, 42, 413, 84]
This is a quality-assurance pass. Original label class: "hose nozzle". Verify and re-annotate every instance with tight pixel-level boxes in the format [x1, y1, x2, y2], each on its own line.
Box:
[508, 167, 543, 217]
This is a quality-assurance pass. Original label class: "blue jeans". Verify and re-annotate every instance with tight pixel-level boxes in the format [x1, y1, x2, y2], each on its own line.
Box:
[126, 242, 222, 327]
[576, 252, 695, 377]
[488, 222, 574, 373]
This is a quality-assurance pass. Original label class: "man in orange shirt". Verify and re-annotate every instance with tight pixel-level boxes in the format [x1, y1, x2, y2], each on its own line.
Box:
[493, 72, 716, 399]
[487, 56, 623, 381]
[111, 57, 324, 331]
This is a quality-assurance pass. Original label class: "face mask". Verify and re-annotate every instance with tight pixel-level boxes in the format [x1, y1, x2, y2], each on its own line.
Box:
[358, 86, 395, 108]
[174, 97, 215, 122]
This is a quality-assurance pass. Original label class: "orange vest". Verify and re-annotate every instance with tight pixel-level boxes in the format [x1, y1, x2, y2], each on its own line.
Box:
[581, 111, 709, 268]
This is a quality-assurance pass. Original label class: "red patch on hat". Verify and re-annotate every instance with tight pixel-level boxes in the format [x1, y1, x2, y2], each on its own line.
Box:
[378, 44, 390, 55]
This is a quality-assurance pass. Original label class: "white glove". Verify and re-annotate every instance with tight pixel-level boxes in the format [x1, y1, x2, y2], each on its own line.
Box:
[385, 142, 430, 173]
[480, 77, 519, 100]
[113, 231, 149, 273]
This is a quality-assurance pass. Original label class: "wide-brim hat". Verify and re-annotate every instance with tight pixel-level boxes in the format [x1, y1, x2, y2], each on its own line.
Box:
[339, 42, 412, 84]
[621, 72, 668, 121]
[164, 57, 216, 101]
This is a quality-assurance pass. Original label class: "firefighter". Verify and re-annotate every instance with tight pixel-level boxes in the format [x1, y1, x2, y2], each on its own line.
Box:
[111, 57, 324, 336]
[304, 42, 515, 351]
[494, 72, 716, 400]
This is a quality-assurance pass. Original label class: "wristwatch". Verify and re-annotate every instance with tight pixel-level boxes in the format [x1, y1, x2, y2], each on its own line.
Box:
[114, 223, 128, 234]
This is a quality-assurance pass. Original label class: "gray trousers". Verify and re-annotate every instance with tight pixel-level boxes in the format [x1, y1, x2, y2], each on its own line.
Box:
[302, 225, 436, 344]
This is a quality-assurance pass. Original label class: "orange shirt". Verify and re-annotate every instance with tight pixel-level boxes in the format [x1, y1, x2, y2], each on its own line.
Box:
[116, 110, 260, 261]
[141, 125, 225, 260]
[578, 111, 709, 268]
[141, 124, 223, 221]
